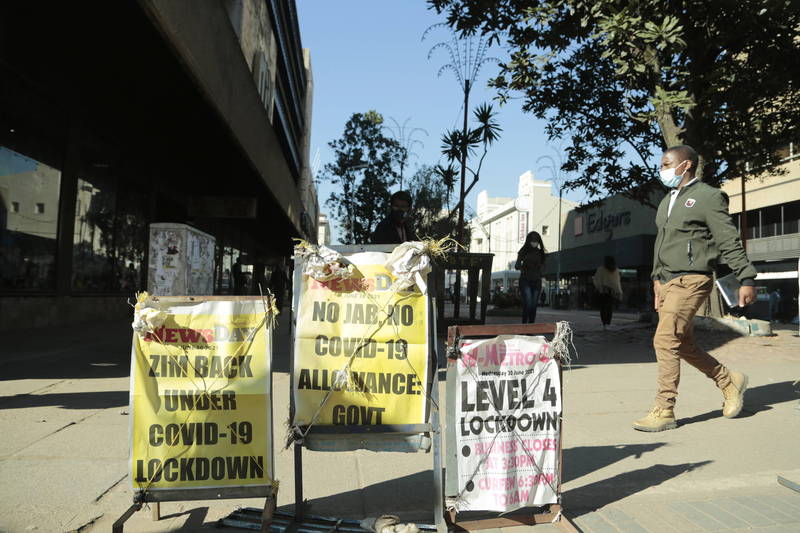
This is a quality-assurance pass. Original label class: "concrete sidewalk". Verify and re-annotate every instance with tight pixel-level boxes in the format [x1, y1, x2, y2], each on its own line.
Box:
[1, 308, 799, 532]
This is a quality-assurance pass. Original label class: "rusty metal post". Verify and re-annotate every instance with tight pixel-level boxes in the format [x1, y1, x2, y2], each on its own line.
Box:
[261, 483, 279, 532]
[112, 502, 142, 533]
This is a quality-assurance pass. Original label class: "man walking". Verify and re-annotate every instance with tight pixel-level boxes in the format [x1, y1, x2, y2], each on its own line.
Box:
[633, 145, 757, 432]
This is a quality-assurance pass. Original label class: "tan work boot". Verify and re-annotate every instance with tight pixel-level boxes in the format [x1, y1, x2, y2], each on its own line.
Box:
[721, 371, 748, 418]
[632, 406, 677, 432]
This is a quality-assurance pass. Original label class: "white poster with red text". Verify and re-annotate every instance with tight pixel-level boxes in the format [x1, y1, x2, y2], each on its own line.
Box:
[455, 335, 561, 512]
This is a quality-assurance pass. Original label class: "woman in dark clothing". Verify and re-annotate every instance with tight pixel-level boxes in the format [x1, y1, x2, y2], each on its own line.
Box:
[515, 231, 546, 324]
[592, 255, 623, 330]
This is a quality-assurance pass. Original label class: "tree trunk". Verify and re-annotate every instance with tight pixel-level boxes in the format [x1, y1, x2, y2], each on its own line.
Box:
[656, 111, 683, 149]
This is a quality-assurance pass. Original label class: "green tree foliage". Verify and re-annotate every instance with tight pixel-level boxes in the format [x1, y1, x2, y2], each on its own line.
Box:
[430, 0, 800, 202]
[407, 164, 458, 239]
[440, 102, 502, 219]
[318, 111, 405, 244]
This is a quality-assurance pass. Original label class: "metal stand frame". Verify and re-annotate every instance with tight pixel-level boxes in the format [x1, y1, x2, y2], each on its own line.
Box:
[113, 296, 277, 533]
[112, 487, 278, 533]
[443, 323, 578, 532]
[289, 263, 447, 533]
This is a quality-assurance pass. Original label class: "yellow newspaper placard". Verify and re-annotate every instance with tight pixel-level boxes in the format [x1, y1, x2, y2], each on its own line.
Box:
[293, 251, 429, 427]
[130, 299, 273, 491]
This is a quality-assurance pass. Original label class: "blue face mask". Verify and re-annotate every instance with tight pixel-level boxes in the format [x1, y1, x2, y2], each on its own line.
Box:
[658, 161, 687, 188]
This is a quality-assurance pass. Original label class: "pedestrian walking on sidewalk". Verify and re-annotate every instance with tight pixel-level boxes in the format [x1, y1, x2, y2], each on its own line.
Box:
[515, 231, 546, 324]
[633, 145, 757, 432]
[593, 255, 623, 330]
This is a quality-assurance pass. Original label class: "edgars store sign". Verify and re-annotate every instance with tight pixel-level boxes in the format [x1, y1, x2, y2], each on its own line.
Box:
[586, 210, 631, 234]
[565, 193, 661, 247]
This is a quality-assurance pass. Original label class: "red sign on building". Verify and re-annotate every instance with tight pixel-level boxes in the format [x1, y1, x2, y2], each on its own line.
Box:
[574, 215, 584, 236]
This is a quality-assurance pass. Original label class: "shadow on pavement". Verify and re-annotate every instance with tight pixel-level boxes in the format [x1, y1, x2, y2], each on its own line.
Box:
[678, 380, 800, 426]
[566, 325, 746, 366]
[0, 390, 129, 410]
[564, 461, 713, 515]
[563, 443, 668, 483]
[277, 469, 434, 522]
[274, 444, 674, 522]
[0, 351, 132, 381]
[0, 320, 132, 381]
[159, 506, 209, 529]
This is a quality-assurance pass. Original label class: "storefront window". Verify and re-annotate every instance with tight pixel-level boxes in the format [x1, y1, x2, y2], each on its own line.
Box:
[114, 182, 148, 292]
[785, 200, 800, 235]
[219, 245, 241, 295]
[761, 205, 782, 238]
[0, 146, 61, 291]
[743, 209, 759, 240]
[73, 171, 115, 290]
[72, 162, 148, 292]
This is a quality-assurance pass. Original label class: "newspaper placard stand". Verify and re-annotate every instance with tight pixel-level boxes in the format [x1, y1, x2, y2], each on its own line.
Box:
[289, 245, 448, 533]
[114, 296, 278, 533]
[443, 323, 578, 532]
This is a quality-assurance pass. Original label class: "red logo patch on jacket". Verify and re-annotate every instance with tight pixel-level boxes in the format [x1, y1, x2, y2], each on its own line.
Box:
[685, 198, 696, 208]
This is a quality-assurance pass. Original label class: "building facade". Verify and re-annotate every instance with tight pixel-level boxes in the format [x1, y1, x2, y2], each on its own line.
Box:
[469, 171, 576, 292]
[544, 190, 665, 310]
[721, 148, 800, 321]
[317, 213, 331, 246]
[0, 0, 317, 330]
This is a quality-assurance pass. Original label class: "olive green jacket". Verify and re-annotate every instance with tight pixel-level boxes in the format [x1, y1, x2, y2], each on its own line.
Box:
[651, 180, 757, 283]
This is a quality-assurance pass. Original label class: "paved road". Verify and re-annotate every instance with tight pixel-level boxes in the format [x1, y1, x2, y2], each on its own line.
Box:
[1, 308, 798, 532]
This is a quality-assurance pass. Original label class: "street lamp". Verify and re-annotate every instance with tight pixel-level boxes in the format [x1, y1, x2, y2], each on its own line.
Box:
[537, 153, 566, 304]
[424, 24, 496, 246]
[383, 117, 428, 190]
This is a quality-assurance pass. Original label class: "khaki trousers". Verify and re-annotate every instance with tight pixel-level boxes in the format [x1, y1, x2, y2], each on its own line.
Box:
[653, 274, 731, 408]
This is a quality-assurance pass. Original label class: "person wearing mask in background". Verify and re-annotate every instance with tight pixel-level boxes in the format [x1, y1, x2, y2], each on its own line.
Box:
[515, 231, 546, 324]
[633, 144, 757, 432]
[371, 190, 418, 244]
[593, 255, 623, 330]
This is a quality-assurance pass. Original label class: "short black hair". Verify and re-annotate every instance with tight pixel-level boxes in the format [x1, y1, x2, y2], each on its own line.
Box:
[390, 190, 413, 206]
[665, 144, 699, 172]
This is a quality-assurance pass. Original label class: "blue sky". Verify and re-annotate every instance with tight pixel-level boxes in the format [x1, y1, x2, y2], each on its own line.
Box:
[0, 146, 38, 175]
[297, 1, 591, 242]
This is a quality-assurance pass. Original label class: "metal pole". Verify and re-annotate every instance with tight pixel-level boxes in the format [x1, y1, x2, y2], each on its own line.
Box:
[556, 186, 563, 304]
[457, 80, 470, 245]
[454, 80, 470, 319]
[741, 175, 748, 251]
[557, 187, 562, 282]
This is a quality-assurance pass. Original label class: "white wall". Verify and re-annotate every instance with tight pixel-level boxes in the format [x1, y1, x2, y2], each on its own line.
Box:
[470, 170, 576, 272]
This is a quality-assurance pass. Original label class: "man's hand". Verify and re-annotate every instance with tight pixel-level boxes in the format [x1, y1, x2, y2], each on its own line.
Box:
[738, 285, 756, 307]
[653, 280, 662, 311]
